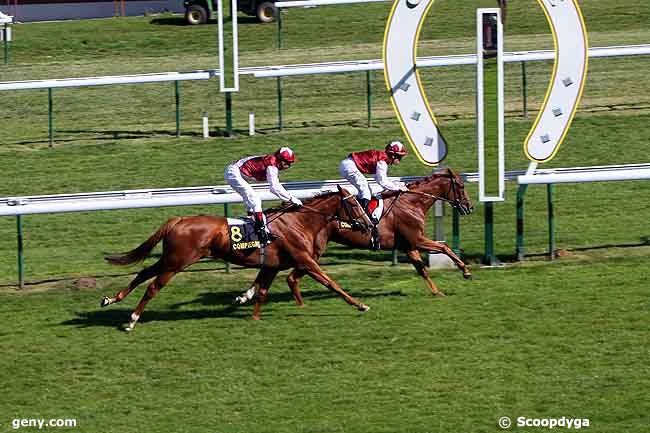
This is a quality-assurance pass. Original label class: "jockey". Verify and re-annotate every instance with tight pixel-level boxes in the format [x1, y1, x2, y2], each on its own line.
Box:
[339, 140, 409, 214]
[338, 140, 408, 249]
[224, 147, 302, 246]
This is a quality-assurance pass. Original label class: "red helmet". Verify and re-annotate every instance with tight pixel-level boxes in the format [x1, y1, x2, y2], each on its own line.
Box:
[275, 147, 296, 164]
[385, 141, 408, 156]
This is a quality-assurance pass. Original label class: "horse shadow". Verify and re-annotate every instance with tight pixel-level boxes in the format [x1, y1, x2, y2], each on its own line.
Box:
[61, 304, 247, 330]
[60, 288, 408, 329]
[169, 288, 408, 310]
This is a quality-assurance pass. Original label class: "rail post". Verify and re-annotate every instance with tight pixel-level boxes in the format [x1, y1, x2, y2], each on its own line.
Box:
[547, 183, 556, 260]
[366, 70, 373, 127]
[2, 23, 9, 65]
[277, 9, 283, 49]
[516, 184, 529, 260]
[48, 88, 54, 147]
[483, 202, 498, 266]
[16, 215, 24, 289]
[225, 91, 233, 136]
[174, 81, 181, 137]
[277, 77, 283, 130]
[521, 61, 528, 118]
[452, 207, 461, 256]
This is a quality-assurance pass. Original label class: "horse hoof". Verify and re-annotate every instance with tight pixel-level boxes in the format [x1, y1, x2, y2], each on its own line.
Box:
[100, 297, 111, 307]
[251, 315, 262, 321]
[435, 292, 447, 298]
[123, 325, 134, 332]
[463, 272, 473, 280]
[358, 304, 370, 312]
[233, 296, 247, 305]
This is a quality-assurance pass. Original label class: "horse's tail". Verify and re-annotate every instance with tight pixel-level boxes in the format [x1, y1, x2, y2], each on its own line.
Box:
[105, 217, 182, 266]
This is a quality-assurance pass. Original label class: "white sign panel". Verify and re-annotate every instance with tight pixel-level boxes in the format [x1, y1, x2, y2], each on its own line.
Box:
[524, 0, 588, 162]
[384, 0, 447, 166]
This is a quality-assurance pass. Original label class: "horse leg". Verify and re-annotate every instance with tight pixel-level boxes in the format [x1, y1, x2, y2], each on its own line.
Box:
[233, 267, 277, 305]
[415, 237, 472, 279]
[252, 267, 280, 321]
[286, 269, 307, 306]
[234, 283, 257, 305]
[125, 271, 176, 332]
[406, 250, 446, 298]
[101, 261, 160, 307]
[299, 257, 369, 312]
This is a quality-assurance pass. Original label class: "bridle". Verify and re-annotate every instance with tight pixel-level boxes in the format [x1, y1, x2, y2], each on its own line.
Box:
[399, 172, 472, 215]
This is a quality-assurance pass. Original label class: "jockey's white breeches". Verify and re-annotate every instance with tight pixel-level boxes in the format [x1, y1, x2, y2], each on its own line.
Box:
[339, 157, 371, 200]
[224, 164, 262, 212]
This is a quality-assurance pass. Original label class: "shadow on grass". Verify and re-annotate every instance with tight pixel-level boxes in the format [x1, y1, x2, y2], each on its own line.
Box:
[60, 288, 405, 329]
[149, 16, 187, 26]
[169, 288, 408, 310]
[61, 304, 246, 329]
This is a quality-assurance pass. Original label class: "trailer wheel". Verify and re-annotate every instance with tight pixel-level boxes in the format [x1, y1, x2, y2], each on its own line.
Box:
[256, 1, 277, 23]
[185, 4, 208, 25]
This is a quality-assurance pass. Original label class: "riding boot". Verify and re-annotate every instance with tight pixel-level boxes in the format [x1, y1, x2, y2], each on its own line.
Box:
[253, 212, 271, 246]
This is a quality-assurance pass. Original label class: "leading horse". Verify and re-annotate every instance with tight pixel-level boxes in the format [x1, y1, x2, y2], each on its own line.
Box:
[236, 168, 474, 306]
[101, 186, 371, 330]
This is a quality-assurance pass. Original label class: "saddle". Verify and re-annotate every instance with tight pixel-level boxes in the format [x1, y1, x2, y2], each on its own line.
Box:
[227, 217, 265, 251]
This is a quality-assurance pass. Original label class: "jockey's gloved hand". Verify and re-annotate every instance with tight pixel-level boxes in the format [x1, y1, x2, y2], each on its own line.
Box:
[399, 185, 410, 192]
[290, 197, 303, 207]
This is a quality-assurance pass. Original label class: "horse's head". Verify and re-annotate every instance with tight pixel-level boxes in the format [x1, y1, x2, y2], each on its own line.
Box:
[409, 168, 474, 215]
[336, 185, 372, 233]
[442, 168, 474, 215]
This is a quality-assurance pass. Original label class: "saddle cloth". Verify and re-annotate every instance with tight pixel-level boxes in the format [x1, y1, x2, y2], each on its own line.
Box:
[367, 197, 385, 221]
[226, 217, 261, 251]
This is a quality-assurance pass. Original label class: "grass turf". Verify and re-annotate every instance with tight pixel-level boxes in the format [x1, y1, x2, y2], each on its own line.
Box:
[1, 1, 649, 432]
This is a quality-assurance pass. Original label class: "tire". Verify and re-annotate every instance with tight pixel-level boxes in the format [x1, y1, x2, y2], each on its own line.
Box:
[185, 4, 208, 25]
[256, 1, 277, 23]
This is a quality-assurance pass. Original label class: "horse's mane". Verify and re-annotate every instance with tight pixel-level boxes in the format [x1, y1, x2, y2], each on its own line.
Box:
[375, 169, 454, 199]
[406, 170, 450, 188]
[265, 190, 339, 214]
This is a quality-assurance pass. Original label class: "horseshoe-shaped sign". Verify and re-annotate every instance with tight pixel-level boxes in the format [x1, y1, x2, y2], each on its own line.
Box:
[383, 0, 447, 167]
[385, 0, 588, 166]
[524, 0, 588, 162]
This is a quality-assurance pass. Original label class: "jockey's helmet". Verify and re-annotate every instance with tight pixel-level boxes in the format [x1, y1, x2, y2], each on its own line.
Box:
[385, 141, 408, 157]
[275, 147, 296, 164]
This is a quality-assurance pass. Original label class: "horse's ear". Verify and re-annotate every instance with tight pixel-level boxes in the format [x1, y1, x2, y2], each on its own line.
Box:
[337, 184, 343, 193]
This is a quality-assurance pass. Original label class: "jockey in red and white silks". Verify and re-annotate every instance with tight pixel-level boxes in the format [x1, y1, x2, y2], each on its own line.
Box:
[339, 141, 409, 204]
[225, 147, 301, 245]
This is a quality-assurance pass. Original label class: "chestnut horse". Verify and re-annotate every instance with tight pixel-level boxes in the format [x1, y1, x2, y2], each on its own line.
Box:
[236, 169, 474, 306]
[101, 186, 371, 331]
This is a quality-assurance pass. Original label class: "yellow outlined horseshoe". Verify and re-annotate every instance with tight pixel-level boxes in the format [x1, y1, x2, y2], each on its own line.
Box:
[524, 0, 589, 162]
[383, 0, 447, 167]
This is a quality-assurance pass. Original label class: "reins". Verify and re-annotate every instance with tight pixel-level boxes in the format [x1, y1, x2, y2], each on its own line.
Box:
[401, 189, 454, 204]
[266, 193, 369, 228]
[265, 203, 298, 224]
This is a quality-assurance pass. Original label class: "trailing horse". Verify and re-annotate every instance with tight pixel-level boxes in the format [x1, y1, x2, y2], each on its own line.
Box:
[236, 168, 474, 306]
[102, 186, 371, 331]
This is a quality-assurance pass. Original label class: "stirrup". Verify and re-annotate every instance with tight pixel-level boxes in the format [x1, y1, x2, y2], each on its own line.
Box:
[370, 227, 380, 251]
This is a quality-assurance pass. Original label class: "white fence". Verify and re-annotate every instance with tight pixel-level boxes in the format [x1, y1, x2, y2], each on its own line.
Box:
[1, 45, 649, 90]
[4, 164, 650, 218]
